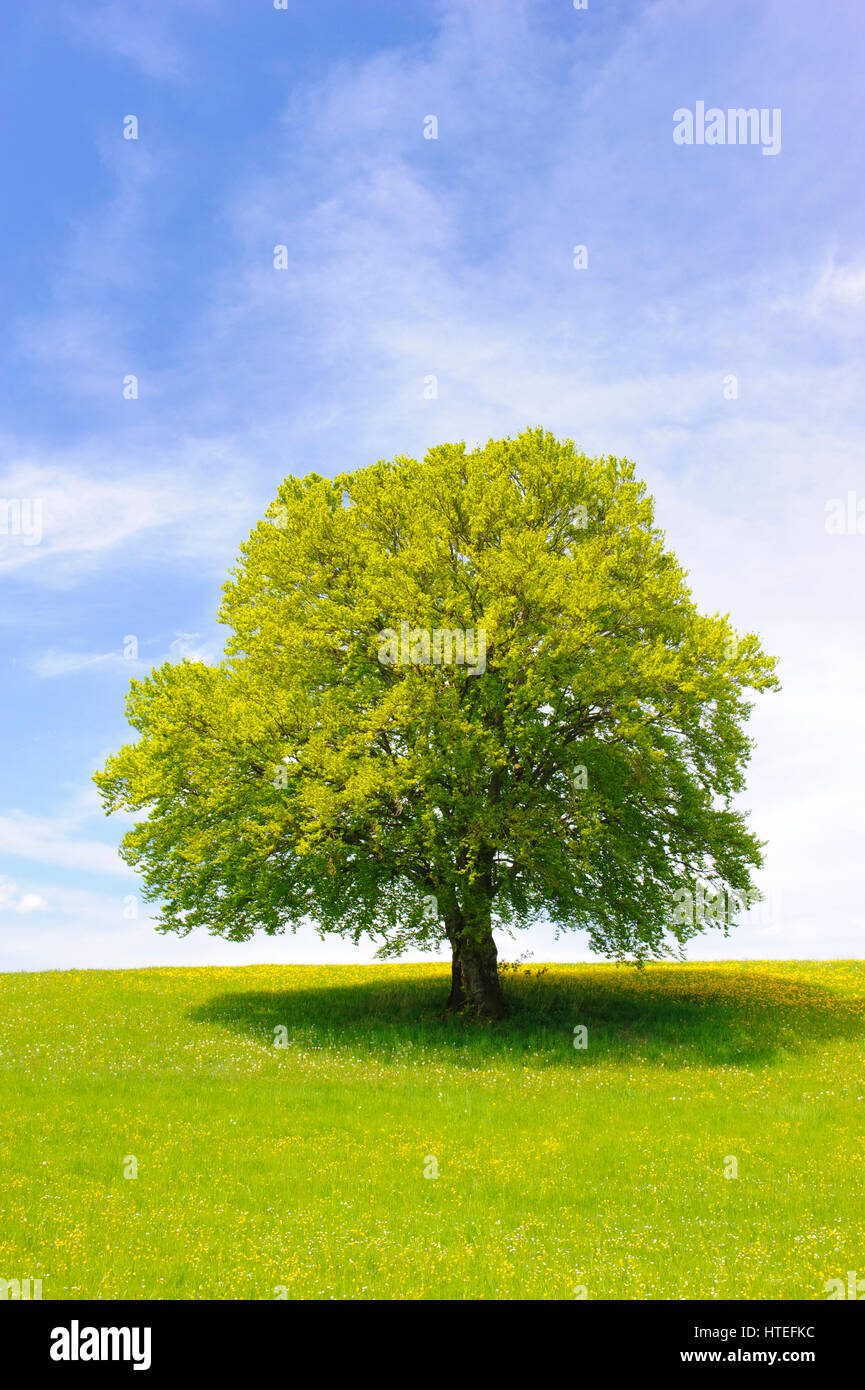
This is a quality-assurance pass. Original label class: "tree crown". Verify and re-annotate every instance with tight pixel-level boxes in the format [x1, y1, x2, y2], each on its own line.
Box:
[95, 428, 778, 962]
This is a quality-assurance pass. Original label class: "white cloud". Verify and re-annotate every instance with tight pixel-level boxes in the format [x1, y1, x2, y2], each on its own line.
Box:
[771, 255, 865, 323]
[31, 631, 219, 679]
[30, 628, 222, 682]
[0, 811, 134, 877]
[0, 878, 49, 915]
[818, 262, 865, 310]
[0, 443, 259, 586]
[31, 650, 140, 678]
[63, 1, 200, 82]
[167, 632, 218, 664]
[17, 892, 49, 914]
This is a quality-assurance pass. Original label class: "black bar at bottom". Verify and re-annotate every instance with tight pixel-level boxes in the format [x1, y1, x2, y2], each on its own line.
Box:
[4, 1297, 860, 1376]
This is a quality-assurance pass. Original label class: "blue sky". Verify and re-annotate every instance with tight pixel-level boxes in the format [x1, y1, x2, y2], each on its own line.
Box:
[2, 0, 864, 971]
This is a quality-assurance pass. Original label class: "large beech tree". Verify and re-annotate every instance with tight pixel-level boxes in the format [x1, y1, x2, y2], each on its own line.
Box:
[95, 429, 778, 1018]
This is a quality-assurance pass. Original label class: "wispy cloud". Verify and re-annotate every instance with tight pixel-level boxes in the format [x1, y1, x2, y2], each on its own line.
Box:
[31, 631, 219, 678]
[0, 877, 49, 914]
[62, 1, 204, 82]
[0, 447, 258, 586]
[31, 650, 140, 679]
[0, 810, 134, 877]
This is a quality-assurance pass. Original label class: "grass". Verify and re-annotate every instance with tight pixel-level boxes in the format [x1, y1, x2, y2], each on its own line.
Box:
[1, 959, 863, 1300]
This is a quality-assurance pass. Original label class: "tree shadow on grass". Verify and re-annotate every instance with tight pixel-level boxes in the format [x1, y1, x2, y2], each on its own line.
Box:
[188, 964, 865, 1069]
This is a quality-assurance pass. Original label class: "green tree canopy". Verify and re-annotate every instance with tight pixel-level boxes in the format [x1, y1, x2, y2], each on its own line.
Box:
[95, 429, 778, 1017]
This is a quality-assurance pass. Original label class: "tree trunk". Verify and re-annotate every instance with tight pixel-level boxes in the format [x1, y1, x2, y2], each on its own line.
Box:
[444, 912, 505, 1020]
[446, 943, 467, 1011]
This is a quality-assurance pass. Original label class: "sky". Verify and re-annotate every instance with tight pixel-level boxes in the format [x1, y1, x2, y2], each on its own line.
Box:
[1, 0, 863, 972]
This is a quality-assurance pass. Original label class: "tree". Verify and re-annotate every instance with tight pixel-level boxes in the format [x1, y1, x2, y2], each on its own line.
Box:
[94, 429, 778, 1019]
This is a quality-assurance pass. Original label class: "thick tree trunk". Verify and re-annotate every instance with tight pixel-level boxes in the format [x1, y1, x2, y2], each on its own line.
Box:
[444, 911, 505, 1020]
[446, 944, 467, 1011]
[459, 933, 505, 1019]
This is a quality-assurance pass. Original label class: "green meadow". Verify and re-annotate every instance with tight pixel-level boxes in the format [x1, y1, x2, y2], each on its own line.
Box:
[1, 960, 863, 1301]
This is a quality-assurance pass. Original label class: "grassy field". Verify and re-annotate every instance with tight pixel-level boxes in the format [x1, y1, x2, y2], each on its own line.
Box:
[0, 959, 863, 1301]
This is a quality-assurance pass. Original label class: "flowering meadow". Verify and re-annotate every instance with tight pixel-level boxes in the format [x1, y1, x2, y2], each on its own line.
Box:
[1, 960, 862, 1300]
